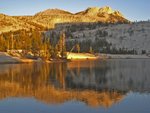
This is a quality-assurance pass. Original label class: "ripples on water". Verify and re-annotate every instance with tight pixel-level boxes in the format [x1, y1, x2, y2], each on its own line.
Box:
[0, 59, 150, 113]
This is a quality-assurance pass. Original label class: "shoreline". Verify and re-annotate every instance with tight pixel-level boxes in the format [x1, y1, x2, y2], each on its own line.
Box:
[0, 52, 150, 64]
[100, 54, 150, 59]
[67, 53, 150, 60]
[0, 52, 71, 64]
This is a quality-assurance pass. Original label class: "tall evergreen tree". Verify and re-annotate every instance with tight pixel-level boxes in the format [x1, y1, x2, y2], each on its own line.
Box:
[58, 33, 67, 59]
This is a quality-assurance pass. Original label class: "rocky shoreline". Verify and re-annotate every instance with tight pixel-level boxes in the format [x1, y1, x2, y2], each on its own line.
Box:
[1, 52, 150, 64]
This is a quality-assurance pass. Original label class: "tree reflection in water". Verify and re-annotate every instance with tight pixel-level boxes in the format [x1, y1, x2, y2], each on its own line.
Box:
[0, 59, 150, 108]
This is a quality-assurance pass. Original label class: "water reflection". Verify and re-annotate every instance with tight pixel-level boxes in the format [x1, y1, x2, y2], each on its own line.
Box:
[0, 59, 150, 108]
[66, 60, 150, 92]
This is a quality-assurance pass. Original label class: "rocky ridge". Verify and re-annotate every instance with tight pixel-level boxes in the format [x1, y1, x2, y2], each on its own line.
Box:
[0, 6, 128, 33]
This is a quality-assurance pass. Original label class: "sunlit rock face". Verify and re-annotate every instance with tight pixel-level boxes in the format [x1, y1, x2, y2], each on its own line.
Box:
[77, 6, 116, 16]
[0, 6, 128, 33]
[99, 6, 114, 14]
[33, 6, 128, 28]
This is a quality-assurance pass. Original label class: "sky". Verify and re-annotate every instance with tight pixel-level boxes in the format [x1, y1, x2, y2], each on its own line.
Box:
[0, 0, 150, 21]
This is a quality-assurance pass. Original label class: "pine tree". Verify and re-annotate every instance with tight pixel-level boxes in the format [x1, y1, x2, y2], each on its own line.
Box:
[89, 46, 93, 54]
[47, 38, 52, 59]
[31, 30, 42, 57]
[76, 44, 80, 53]
[0, 34, 7, 51]
[58, 33, 67, 59]
[10, 32, 14, 50]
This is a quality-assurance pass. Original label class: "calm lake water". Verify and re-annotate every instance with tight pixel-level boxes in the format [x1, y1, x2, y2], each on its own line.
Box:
[0, 59, 150, 113]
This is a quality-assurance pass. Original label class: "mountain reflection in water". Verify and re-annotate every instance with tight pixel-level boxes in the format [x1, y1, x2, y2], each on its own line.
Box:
[0, 59, 150, 108]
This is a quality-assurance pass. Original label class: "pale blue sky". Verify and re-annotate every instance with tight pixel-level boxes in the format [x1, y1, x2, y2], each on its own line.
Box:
[0, 0, 150, 21]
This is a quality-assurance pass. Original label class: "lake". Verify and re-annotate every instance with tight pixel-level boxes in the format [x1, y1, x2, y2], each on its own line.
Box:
[0, 59, 150, 113]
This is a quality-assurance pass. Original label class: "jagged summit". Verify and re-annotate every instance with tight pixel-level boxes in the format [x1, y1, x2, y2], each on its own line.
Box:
[112, 11, 124, 17]
[99, 6, 114, 14]
[84, 7, 100, 15]
[76, 6, 124, 17]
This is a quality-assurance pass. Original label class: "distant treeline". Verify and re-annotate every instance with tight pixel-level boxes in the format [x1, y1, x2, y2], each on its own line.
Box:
[55, 21, 129, 32]
[66, 38, 137, 54]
